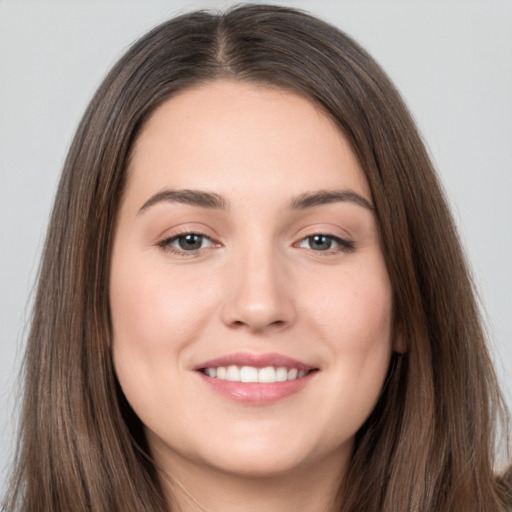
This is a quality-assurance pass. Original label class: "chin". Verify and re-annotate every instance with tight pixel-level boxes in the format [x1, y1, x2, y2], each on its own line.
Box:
[200, 430, 348, 479]
[148, 428, 318, 479]
[202, 447, 312, 478]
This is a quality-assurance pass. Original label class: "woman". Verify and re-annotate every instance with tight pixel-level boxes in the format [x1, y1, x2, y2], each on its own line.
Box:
[3, 4, 511, 511]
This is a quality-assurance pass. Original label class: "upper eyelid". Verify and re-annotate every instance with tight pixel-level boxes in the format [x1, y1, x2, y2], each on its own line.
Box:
[156, 225, 218, 243]
[157, 230, 353, 253]
[291, 224, 353, 242]
[298, 233, 347, 243]
[157, 233, 218, 257]
[295, 233, 355, 250]
[160, 232, 216, 246]
[156, 226, 353, 242]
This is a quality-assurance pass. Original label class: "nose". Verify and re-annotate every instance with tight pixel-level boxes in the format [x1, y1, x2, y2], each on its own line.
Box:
[220, 246, 297, 333]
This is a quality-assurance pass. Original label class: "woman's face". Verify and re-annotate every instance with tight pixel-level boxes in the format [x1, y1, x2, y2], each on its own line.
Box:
[110, 80, 396, 480]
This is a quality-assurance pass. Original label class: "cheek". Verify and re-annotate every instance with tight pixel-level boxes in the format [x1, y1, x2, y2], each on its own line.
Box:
[302, 260, 393, 352]
[300, 263, 393, 431]
[329, 276, 393, 380]
[110, 254, 217, 355]
[108, 251, 219, 414]
[109, 251, 220, 429]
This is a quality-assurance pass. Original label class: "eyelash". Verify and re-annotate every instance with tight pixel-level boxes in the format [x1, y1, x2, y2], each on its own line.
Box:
[157, 230, 356, 257]
[157, 231, 217, 256]
[296, 234, 355, 254]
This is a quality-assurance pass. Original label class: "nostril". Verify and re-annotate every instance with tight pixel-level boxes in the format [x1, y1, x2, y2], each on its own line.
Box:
[227, 318, 288, 332]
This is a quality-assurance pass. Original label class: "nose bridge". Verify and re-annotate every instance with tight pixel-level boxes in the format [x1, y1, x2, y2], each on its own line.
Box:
[221, 233, 295, 332]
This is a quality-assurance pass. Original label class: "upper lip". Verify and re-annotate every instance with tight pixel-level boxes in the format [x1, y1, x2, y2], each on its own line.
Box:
[194, 352, 315, 372]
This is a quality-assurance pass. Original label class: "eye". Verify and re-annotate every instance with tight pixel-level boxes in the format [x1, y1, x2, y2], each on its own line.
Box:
[297, 234, 354, 252]
[158, 233, 216, 254]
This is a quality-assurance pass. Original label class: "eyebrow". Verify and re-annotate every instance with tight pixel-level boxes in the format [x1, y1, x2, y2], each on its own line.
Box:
[289, 189, 374, 211]
[138, 187, 374, 214]
[138, 189, 228, 213]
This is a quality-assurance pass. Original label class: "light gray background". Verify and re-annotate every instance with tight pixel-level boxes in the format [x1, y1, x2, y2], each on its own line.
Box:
[1, 0, 511, 492]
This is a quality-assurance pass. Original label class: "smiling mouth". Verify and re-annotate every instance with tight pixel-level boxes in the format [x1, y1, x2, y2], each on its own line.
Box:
[199, 365, 316, 383]
[194, 352, 318, 404]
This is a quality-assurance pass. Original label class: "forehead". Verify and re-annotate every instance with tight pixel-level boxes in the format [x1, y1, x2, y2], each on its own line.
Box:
[126, 79, 370, 205]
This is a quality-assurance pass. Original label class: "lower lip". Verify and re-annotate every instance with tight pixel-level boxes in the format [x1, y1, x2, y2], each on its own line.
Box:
[197, 372, 316, 405]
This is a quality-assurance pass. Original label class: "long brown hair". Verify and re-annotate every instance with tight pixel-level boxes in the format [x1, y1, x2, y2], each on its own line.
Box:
[4, 4, 511, 511]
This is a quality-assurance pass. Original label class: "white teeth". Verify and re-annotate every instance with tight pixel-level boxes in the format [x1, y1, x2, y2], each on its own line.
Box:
[258, 366, 276, 383]
[205, 368, 217, 378]
[288, 368, 298, 380]
[203, 365, 310, 383]
[275, 367, 288, 382]
[240, 366, 259, 383]
[225, 365, 240, 381]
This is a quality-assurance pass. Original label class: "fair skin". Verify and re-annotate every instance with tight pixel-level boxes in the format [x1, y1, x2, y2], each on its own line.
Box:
[110, 80, 398, 512]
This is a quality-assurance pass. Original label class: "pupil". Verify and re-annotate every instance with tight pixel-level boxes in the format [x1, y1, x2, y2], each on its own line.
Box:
[179, 234, 202, 250]
[311, 235, 331, 250]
